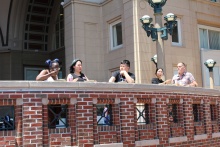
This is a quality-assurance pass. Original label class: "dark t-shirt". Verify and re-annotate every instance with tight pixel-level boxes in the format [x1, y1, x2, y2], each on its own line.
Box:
[151, 78, 164, 84]
[71, 73, 87, 82]
[112, 71, 135, 83]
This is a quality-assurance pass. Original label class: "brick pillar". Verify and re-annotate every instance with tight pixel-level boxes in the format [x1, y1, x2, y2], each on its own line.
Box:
[183, 97, 194, 141]
[120, 97, 135, 147]
[156, 97, 169, 144]
[77, 94, 94, 147]
[23, 97, 43, 146]
[218, 100, 220, 132]
[204, 98, 212, 138]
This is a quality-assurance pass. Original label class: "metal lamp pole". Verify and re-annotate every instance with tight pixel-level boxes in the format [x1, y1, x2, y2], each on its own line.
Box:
[140, 0, 177, 79]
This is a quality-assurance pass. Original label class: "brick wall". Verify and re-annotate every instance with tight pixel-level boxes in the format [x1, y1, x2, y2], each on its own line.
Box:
[0, 82, 220, 146]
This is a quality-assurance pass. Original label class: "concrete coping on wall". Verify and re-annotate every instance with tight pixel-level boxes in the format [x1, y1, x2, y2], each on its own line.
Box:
[0, 81, 219, 96]
[135, 139, 159, 146]
[169, 136, 188, 143]
[194, 134, 207, 140]
[94, 143, 123, 147]
[212, 132, 220, 138]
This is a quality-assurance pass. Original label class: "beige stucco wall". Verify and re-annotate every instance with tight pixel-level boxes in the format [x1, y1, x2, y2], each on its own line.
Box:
[63, 0, 220, 85]
[137, 0, 220, 86]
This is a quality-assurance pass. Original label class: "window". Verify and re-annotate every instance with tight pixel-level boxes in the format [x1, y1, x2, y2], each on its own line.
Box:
[96, 104, 112, 126]
[48, 104, 68, 128]
[199, 26, 220, 50]
[0, 106, 15, 131]
[210, 104, 217, 121]
[55, 3, 64, 49]
[110, 20, 123, 50]
[136, 103, 150, 124]
[193, 104, 201, 122]
[172, 18, 182, 46]
[210, 0, 217, 2]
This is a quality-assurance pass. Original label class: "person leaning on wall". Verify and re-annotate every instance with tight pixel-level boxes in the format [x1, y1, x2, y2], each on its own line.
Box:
[36, 59, 60, 81]
[66, 59, 89, 82]
[151, 68, 171, 85]
[109, 60, 135, 83]
[172, 62, 198, 87]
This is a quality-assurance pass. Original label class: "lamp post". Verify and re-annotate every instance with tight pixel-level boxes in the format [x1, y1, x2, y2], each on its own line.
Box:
[204, 59, 216, 89]
[140, 0, 177, 77]
[151, 54, 157, 68]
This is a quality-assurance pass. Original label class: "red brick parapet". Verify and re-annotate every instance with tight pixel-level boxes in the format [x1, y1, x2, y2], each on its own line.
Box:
[0, 81, 220, 147]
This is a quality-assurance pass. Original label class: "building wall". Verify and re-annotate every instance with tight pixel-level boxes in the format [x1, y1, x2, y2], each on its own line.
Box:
[1, 0, 220, 85]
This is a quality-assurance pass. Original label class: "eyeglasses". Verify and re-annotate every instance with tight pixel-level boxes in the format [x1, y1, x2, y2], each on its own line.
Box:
[51, 67, 60, 71]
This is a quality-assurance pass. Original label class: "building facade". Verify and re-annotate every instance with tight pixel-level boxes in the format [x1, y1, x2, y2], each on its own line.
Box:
[0, 0, 220, 88]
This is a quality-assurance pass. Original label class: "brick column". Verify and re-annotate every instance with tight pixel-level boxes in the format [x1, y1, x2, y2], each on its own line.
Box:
[23, 96, 43, 146]
[77, 94, 94, 147]
[156, 97, 169, 144]
[183, 97, 194, 141]
[204, 98, 212, 138]
[120, 97, 135, 146]
[218, 100, 220, 132]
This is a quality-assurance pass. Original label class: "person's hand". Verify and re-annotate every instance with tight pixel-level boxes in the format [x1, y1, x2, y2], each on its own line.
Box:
[50, 70, 59, 76]
[72, 78, 78, 82]
[120, 70, 127, 76]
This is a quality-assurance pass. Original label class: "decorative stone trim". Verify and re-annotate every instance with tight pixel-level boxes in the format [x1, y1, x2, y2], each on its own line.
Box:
[194, 134, 207, 140]
[42, 98, 49, 105]
[169, 136, 187, 143]
[135, 139, 159, 146]
[71, 98, 77, 104]
[94, 143, 123, 147]
[212, 132, 220, 138]
[16, 98, 23, 105]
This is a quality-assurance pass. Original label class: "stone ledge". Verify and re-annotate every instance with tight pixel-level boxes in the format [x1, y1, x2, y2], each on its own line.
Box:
[169, 136, 187, 143]
[135, 139, 159, 146]
[94, 143, 123, 147]
[212, 132, 220, 138]
[194, 134, 207, 140]
[0, 81, 219, 96]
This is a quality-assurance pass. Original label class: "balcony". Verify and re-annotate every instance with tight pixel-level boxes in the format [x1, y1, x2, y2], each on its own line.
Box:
[0, 81, 220, 146]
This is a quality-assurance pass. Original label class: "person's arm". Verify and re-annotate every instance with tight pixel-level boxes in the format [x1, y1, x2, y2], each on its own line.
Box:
[188, 73, 198, 87]
[66, 74, 78, 82]
[109, 77, 116, 82]
[189, 81, 198, 87]
[120, 71, 134, 83]
[164, 79, 171, 84]
[84, 75, 89, 81]
[36, 70, 56, 81]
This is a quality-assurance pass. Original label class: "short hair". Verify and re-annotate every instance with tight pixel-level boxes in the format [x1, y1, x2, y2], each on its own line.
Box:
[120, 60, 130, 67]
[179, 62, 186, 67]
[155, 68, 163, 75]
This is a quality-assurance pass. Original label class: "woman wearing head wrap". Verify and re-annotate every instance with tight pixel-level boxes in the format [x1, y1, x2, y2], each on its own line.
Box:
[36, 59, 60, 81]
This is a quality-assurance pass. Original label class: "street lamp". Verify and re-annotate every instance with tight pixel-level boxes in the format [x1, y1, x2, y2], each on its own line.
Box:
[151, 54, 157, 67]
[204, 59, 216, 89]
[140, 0, 177, 78]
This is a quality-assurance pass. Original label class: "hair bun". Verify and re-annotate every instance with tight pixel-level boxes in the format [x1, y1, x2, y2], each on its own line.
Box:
[45, 59, 51, 65]
[54, 58, 59, 62]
